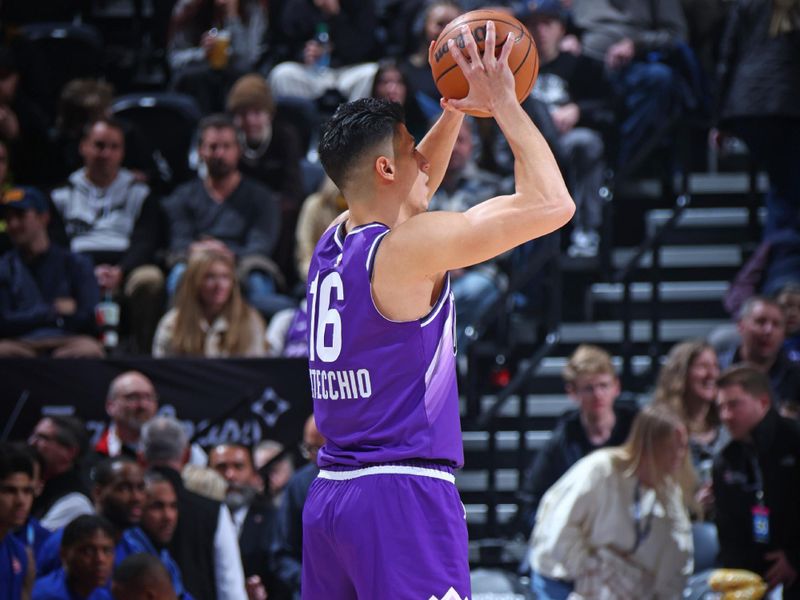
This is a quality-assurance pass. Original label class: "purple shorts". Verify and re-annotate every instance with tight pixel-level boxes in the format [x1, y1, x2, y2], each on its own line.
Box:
[301, 464, 470, 599]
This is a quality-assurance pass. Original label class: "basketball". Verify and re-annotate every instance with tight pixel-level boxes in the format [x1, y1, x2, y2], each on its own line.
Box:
[430, 10, 539, 117]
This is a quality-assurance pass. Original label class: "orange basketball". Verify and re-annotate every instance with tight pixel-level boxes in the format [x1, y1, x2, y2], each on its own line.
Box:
[430, 10, 539, 118]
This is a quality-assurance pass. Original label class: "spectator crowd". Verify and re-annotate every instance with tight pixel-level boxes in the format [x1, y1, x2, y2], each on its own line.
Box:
[0, 0, 799, 598]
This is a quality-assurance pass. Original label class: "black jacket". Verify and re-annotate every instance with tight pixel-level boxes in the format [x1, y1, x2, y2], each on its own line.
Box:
[713, 408, 800, 598]
[515, 404, 638, 536]
[717, 0, 800, 122]
[238, 495, 290, 600]
[272, 462, 318, 598]
[151, 466, 220, 600]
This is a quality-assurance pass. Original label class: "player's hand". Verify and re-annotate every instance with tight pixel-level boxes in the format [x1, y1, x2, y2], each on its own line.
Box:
[765, 550, 798, 589]
[443, 21, 516, 115]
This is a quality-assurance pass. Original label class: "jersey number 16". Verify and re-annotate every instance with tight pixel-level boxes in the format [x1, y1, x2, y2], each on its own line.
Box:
[308, 272, 344, 362]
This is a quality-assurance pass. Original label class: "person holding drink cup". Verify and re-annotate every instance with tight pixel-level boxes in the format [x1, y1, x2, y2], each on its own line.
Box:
[167, 0, 268, 113]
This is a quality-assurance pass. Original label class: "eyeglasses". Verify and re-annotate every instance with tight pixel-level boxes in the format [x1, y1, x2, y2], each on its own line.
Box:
[573, 380, 615, 396]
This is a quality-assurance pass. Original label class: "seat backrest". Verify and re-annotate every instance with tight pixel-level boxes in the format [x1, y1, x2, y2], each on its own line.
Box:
[111, 92, 202, 192]
[692, 521, 720, 573]
[18, 22, 104, 114]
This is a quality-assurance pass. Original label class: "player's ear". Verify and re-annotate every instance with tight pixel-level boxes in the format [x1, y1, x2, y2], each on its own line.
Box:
[375, 155, 395, 182]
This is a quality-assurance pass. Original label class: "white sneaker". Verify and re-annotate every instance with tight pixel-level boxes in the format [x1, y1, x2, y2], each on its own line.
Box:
[568, 229, 599, 257]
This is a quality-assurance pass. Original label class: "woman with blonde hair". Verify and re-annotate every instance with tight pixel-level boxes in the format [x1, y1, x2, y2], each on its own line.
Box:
[153, 249, 267, 357]
[530, 404, 693, 599]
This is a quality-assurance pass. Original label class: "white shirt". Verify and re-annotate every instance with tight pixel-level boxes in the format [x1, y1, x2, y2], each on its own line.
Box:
[214, 505, 247, 600]
[40, 493, 95, 531]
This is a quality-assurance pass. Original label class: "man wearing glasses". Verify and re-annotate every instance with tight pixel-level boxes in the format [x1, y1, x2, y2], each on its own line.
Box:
[28, 415, 93, 531]
[515, 344, 638, 537]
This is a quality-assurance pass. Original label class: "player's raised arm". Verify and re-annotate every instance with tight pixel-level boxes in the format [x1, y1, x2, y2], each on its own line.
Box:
[382, 21, 574, 275]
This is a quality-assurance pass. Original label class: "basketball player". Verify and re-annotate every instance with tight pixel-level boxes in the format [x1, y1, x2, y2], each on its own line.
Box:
[303, 22, 574, 599]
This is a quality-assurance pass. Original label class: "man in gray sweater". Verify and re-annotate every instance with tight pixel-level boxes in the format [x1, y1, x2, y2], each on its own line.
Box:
[164, 114, 294, 317]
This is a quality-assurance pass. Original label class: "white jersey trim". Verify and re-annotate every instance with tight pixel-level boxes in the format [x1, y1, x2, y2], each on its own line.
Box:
[420, 275, 451, 327]
[317, 465, 456, 484]
[365, 229, 390, 270]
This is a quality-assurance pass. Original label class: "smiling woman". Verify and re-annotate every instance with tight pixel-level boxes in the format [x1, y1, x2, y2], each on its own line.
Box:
[152, 249, 267, 357]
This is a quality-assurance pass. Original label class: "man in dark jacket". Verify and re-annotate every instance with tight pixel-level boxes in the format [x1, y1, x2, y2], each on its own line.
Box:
[209, 443, 288, 600]
[266, 0, 378, 102]
[0, 186, 103, 357]
[718, 296, 800, 411]
[139, 416, 246, 600]
[714, 364, 800, 597]
[515, 344, 637, 536]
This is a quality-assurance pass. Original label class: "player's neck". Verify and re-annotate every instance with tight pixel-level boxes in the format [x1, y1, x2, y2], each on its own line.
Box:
[346, 192, 406, 230]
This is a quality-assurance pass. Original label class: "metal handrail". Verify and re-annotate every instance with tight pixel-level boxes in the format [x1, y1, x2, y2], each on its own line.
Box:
[614, 193, 691, 385]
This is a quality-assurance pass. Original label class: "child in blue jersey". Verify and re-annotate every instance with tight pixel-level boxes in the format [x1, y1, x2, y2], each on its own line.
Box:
[0, 443, 36, 599]
[303, 21, 575, 600]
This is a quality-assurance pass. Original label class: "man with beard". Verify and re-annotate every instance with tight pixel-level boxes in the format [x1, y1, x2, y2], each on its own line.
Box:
[163, 114, 293, 318]
[32, 515, 115, 600]
[35, 457, 146, 576]
[209, 443, 287, 600]
[119, 472, 193, 599]
[719, 296, 800, 412]
[94, 371, 206, 465]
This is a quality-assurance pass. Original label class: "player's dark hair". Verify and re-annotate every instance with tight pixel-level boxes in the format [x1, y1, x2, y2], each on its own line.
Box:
[61, 514, 116, 549]
[318, 98, 405, 191]
[0, 442, 34, 481]
[113, 552, 173, 587]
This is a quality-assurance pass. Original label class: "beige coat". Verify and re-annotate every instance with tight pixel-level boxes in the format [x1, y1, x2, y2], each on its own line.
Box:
[530, 448, 693, 600]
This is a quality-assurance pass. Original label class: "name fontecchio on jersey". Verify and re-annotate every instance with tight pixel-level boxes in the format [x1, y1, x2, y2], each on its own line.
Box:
[309, 367, 373, 400]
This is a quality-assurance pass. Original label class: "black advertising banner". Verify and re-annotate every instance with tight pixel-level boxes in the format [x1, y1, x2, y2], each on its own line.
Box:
[0, 358, 312, 448]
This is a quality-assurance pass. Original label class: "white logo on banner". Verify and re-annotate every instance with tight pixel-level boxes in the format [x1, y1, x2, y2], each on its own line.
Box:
[251, 387, 291, 427]
[429, 588, 468, 600]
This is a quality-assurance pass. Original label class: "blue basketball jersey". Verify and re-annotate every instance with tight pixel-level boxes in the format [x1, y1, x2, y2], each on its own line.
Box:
[306, 222, 463, 468]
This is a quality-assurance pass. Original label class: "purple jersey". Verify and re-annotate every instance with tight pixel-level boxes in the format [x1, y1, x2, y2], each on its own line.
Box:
[307, 221, 463, 468]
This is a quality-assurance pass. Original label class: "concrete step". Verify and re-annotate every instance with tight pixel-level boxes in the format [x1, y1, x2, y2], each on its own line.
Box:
[618, 171, 769, 199]
[612, 244, 742, 269]
[590, 281, 728, 303]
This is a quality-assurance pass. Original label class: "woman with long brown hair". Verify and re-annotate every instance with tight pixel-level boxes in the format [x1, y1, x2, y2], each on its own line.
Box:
[530, 404, 693, 599]
[654, 340, 726, 473]
[153, 249, 266, 357]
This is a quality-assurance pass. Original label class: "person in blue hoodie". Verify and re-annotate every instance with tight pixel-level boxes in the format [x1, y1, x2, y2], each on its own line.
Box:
[32, 514, 115, 600]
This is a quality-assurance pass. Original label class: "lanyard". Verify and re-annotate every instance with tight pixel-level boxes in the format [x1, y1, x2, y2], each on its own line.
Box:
[749, 451, 765, 506]
[631, 480, 654, 553]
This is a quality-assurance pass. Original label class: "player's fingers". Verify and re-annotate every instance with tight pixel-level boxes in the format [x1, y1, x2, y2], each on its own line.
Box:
[460, 25, 482, 68]
[498, 32, 514, 65]
[448, 38, 471, 73]
[484, 20, 496, 64]
[427, 40, 436, 66]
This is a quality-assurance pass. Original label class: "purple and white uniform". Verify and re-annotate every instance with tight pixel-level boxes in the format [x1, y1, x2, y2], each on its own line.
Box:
[302, 221, 470, 600]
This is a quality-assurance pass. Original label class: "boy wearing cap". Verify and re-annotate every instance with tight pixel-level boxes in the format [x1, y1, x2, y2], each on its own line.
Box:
[0, 186, 104, 357]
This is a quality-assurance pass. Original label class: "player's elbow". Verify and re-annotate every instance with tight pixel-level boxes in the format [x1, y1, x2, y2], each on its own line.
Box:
[529, 190, 574, 229]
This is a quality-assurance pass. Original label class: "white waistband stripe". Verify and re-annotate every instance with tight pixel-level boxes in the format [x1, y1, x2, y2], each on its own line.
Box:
[318, 465, 456, 484]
